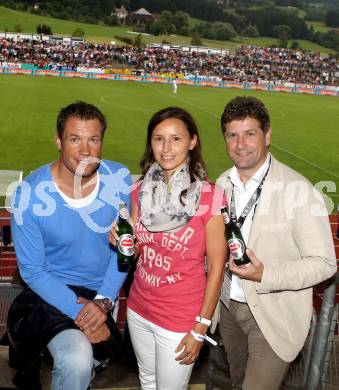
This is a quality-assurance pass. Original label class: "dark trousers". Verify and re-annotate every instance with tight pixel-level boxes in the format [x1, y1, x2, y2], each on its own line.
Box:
[219, 301, 288, 390]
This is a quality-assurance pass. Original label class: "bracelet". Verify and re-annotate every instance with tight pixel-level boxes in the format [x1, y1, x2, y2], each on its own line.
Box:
[195, 315, 211, 327]
[190, 330, 218, 346]
[190, 329, 205, 343]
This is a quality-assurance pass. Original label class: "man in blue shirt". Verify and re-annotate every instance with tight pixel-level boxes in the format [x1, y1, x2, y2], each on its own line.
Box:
[8, 101, 131, 390]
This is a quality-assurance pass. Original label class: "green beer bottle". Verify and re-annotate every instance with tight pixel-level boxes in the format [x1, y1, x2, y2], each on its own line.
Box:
[221, 207, 250, 266]
[117, 203, 134, 271]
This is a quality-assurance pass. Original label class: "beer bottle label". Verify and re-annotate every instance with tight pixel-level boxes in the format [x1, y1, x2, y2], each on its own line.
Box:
[228, 238, 245, 260]
[117, 234, 134, 256]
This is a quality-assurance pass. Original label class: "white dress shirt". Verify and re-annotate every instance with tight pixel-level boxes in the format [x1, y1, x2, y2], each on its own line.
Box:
[229, 153, 271, 302]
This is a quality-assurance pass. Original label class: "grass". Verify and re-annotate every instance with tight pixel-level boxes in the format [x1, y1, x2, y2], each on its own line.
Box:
[231, 36, 336, 55]
[286, 39, 336, 54]
[0, 6, 336, 54]
[306, 20, 336, 33]
[0, 74, 338, 209]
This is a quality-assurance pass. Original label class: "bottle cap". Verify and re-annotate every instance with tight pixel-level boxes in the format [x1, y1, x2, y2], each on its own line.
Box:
[221, 207, 230, 224]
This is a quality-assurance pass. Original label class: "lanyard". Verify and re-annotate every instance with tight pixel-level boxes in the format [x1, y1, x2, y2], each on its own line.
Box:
[230, 156, 271, 229]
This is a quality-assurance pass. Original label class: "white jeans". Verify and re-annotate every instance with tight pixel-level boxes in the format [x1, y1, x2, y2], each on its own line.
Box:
[127, 308, 194, 390]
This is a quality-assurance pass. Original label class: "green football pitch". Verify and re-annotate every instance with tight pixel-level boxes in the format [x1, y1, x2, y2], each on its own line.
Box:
[0, 74, 338, 208]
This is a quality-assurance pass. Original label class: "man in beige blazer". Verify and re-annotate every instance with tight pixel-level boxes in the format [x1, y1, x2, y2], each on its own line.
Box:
[215, 96, 336, 390]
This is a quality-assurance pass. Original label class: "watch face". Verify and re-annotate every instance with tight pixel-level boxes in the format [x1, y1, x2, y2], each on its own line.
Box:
[102, 298, 114, 311]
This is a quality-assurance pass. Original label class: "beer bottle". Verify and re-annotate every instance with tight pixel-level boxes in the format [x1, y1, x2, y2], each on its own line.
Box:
[117, 203, 134, 272]
[221, 207, 250, 266]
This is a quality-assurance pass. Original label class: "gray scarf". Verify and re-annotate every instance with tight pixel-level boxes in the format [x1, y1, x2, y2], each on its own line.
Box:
[139, 162, 202, 233]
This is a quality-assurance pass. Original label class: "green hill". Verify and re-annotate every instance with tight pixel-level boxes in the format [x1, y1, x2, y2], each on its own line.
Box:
[0, 6, 129, 43]
[0, 6, 335, 54]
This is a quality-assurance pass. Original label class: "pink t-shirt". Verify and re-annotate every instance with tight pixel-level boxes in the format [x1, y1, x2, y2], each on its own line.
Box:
[127, 182, 225, 332]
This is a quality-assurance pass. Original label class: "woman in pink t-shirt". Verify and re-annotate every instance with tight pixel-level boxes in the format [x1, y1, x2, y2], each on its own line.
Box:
[111, 106, 227, 390]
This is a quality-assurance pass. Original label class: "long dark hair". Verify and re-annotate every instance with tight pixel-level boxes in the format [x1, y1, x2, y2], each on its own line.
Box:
[140, 106, 207, 182]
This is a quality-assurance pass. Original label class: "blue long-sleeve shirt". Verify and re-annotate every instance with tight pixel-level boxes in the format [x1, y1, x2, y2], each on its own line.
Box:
[11, 160, 131, 320]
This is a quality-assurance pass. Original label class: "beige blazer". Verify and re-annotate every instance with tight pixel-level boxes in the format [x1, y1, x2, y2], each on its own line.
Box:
[214, 156, 336, 362]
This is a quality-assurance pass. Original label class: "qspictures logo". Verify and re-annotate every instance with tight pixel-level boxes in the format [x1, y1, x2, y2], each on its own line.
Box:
[5, 157, 337, 233]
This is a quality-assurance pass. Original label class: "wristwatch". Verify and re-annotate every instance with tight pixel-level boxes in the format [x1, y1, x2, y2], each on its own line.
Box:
[94, 298, 114, 312]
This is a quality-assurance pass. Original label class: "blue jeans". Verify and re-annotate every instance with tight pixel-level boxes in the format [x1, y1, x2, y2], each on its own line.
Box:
[47, 329, 94, 390]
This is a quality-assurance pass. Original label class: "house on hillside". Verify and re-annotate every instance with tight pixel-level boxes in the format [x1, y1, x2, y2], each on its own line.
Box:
[115, 6, 128, 24]
[130, 8, 154, 24]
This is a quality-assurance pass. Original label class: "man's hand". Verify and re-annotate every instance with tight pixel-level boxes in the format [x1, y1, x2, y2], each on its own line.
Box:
[75, 297, 107, 332]
[229, 248, 264, 282]
[84, 323, 111, 344]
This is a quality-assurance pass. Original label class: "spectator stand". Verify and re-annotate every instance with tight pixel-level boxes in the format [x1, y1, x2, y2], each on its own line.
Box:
[1, 37, 338, 96]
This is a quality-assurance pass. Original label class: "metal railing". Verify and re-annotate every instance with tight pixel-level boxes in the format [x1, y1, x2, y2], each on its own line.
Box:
[305, 274, 338, 389]
[206, 274, 339, 390]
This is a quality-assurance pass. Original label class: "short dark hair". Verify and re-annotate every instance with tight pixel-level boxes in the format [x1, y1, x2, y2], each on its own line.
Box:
[56, 101, 107, 139]
[140, 106, 207, 181]
[221, 96, 270, 135]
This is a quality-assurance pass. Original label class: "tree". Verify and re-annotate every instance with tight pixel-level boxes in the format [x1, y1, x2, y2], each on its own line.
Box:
[72, 28, 85, 37]
[274, 0, 306, 8]
[290, 40, 300, 49]
[242, 25, 259, 38]
[304, 6, 326, 22]
[273, 24, 292, 46]
[213, 22, 236, 41]
[240, 4, 308, 39]
[103, 14, 119, 26]
[191, 32, 202, 46]
[36, 24, 53, 35]
[149, 19, 176, 36]
[322, 30, 339, 51]
[133, 33, 143, 48]
[326, 9, 339, 28]
[223, 10, 248, 34]
[194, 20, 236, 41]
[195, 22, 216, 40]
[308, 24, 315, 40]
[171, 11, 189, 34]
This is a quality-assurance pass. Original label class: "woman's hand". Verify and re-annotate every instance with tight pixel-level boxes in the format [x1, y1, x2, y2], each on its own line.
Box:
[174, 332, 204, 365]
[109, 220, 140, 258]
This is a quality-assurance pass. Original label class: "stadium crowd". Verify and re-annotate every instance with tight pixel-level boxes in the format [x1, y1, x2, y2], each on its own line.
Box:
[0, 37, 337, 86]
